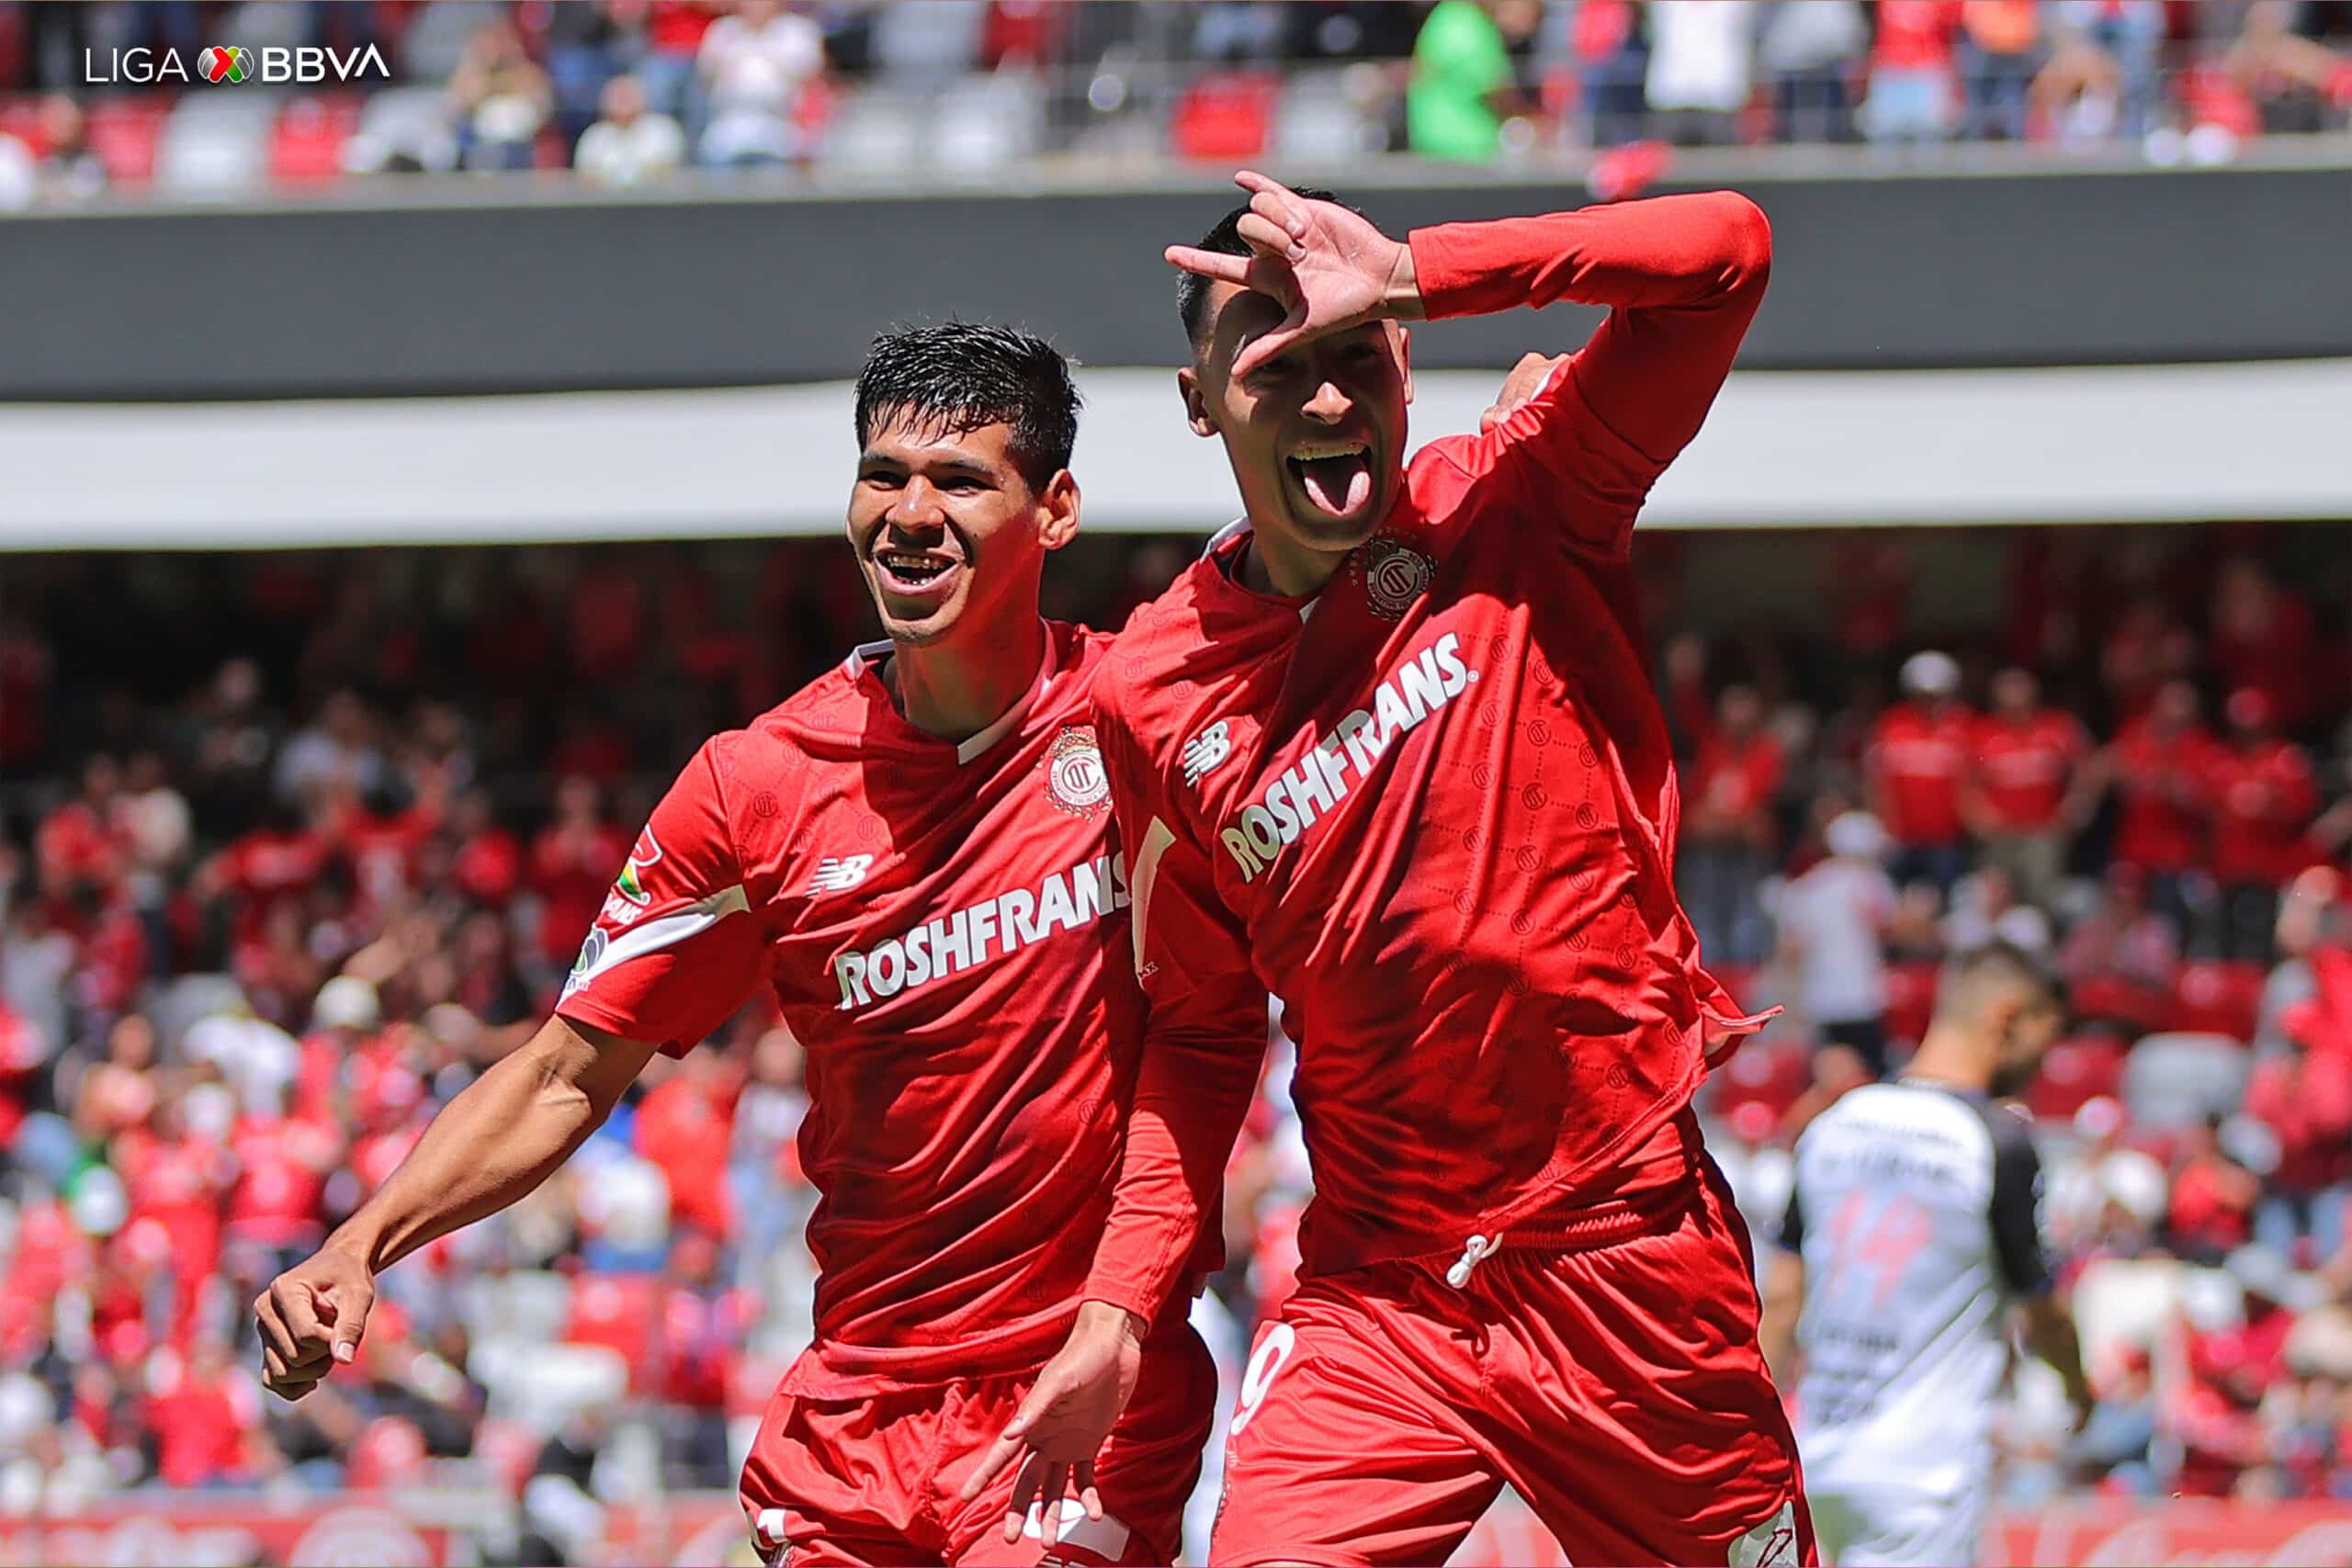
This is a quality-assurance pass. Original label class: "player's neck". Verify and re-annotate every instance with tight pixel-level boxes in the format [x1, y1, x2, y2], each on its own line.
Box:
[1237, 526, 1343, 599]
[1904, 1030, 1991, 1094]
[885, 616, 1047, 746]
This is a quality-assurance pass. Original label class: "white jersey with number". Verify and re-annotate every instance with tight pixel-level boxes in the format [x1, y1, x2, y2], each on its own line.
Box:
[1780, 1079, 2049, 1510]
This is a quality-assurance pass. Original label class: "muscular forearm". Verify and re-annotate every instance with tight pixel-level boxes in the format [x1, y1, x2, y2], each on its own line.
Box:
[324, 1017, 654, 1274]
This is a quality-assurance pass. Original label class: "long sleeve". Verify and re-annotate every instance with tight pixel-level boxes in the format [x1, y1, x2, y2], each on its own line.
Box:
[1409, 191, 1770, 551]
[1081, 694, 1270, 1323]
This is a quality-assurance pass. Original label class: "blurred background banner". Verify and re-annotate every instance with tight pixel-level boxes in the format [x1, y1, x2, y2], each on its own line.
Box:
[2, 2, 2350, 1565]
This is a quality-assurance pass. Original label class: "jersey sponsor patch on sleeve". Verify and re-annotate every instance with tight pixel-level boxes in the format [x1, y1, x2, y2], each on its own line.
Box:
[1729, 1499, 1800, 1568]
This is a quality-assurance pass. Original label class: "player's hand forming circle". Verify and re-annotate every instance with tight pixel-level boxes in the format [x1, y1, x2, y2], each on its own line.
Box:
[254, 1246, 376, 1400]
[960, 1302, 1145, 1548]
[1166, 170, 1421, 384]
[1481, 351, 1571, 433]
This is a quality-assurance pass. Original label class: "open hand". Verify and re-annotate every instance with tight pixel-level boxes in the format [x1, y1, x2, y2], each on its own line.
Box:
[958, 1302, 1145, 1548]
[1166, 171, 1418, 383]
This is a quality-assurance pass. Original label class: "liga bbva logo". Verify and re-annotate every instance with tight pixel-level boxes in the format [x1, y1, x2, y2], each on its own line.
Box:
[85, 42, 390, 85]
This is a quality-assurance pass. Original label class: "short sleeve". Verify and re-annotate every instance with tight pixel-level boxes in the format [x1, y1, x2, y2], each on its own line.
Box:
[1777, 1183, 1806, 1255]
[1984, 1102, 2052, 1298]
[555, 741, 767, 1055]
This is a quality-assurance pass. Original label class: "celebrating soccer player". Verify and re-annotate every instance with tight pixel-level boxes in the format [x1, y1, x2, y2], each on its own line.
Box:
[968, 174, 1812, 1565]
[254, 324, 1225, 1568]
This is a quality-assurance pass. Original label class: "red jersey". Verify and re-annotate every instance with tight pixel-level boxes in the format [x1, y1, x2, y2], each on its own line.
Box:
[2209, 739, 2319, 886]
[1971, 709, 2089, 832]
[2109, 718, 2218, 874]
[1867, 702, 1973, 847]
[557, 622, 1189, 1394]
[226, 1113, 339, 1246]
[1084, 193, 1772, 1316]
[1688, 730, 1784, 840]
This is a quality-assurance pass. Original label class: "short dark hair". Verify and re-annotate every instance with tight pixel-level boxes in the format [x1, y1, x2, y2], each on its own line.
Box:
[1176, 186, 1355, 347]
[854, 322, 1081, 493]
[1935, 942, 2061, 1027]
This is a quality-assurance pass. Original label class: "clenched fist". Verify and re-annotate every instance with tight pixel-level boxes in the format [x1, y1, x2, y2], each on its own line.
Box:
[1482, 351, 1571, 434]
[254, 1245, 376, 1400]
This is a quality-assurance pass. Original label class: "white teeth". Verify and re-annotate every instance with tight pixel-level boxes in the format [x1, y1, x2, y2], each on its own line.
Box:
[1289, 440, 1368, 461]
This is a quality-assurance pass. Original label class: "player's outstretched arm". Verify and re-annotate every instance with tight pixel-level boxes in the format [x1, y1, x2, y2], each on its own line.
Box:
[2021, 1292, 2093, 1428]
[254, 1014, 657, 1400]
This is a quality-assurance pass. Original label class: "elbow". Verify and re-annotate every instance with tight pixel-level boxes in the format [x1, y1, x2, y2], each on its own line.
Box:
[1709, 192, 1773, 292]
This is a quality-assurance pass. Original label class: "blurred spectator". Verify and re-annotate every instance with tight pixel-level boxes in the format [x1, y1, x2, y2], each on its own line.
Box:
[2211, 689, 2321, 964]
[34, 95, 107, 203]
[1574, 0, 1653, 148]
[2223, 0, 2351, 136]
[144, 1337, 269, 1488]
[448, 19, 554, 172]
[1679, 684, 1784, 966]
[0, 128, 33, 214]
[1866, 650, 1974, 897]
[695, 0, 825, 167]
[527, 777, 628, 979]
[639, 0, 722, 123]
[273, 691, 389, 813]
[2211, 557, 2324, 738]
[576, 73, 690, 186]
[2169, 1115, 2262, 1265]
[2045, 1095, 2168, 1259]
[1644, 0, 1755, 146]
[543, 0, 629, 146]
[2104, 678, 2221, 944]
[2245, 998, 2352, 1265]
[1774, 810, 1897, 1077]
[2058, 863, 2179, 1035]
[1408, 0, 1541, 161]
[1958, 0, 2044, 140]
[1967, 665, 2096, 912]
[1758, 0, 1866, 142]
[2055, 0, 2167, 137]
[36, 754, 129, 909]
[1944, 863, 2053, 957]
[1862, 0, 1961, 143]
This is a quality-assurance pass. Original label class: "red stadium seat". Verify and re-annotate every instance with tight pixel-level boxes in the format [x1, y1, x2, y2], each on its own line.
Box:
[565, 1272, 666, 1391]
[2023, 1037, 2127, 1123]
[2170, 960, 2265, 1043]
[1884, 959, 1941, 1045]
[2070, 972, 2171, 1038]
[269, 96, 362, 184]
[85, 96, 169, 185]
[1171, 72, 1281, 162]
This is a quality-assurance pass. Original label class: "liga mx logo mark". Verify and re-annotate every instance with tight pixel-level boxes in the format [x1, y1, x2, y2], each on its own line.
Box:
[1356, 536, 1434, 620]
[1044, 725, 1110, 818]
[198, 46, 253, 83]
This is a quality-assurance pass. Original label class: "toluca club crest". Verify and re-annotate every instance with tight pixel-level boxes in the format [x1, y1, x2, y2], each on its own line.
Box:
[1044, 725, 1111, 818]
[1356, 536, 1435, 619]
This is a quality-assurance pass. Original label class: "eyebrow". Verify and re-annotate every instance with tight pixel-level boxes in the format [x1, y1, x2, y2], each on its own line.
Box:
[857, 450, 1001, 479]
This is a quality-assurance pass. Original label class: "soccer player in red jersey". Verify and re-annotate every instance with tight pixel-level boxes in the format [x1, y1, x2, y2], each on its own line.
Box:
[969, 175, 1812, 1566]
[252, 324, 1225, 1568]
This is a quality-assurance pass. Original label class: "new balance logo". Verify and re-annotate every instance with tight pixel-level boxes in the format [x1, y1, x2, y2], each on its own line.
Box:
[1182, 721, 1233, 786]
[808, 855, 874, 895]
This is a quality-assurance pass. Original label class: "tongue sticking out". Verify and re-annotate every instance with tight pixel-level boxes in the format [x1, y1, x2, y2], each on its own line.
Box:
[1295, 453, 1372, 519]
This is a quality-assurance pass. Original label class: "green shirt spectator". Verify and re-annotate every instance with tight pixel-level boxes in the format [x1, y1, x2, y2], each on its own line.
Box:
[1409, 0, 1515, 161]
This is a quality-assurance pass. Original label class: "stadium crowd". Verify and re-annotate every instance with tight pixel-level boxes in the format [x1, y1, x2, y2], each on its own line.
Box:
[1, 520, 2349, 1547]
[0, 0, 2347, 204]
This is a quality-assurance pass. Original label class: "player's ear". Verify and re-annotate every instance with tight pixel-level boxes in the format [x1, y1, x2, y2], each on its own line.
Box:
[1177, 366, 1218, 439]
[1036, 468, 1080, 552]
[1394, 322, 1414, 407]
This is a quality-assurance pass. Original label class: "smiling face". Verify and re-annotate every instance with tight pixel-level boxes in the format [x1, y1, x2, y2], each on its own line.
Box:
[847, 412, 1076, 648]
[1181, 281, 1411, 588]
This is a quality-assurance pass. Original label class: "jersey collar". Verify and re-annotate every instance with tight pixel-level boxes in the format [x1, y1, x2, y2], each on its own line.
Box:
[842, 623, 1059, 766]
[1201, 518, 1316, 624]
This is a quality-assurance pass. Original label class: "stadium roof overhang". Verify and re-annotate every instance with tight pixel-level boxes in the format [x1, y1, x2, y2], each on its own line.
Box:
[3, 358, 2346, 549]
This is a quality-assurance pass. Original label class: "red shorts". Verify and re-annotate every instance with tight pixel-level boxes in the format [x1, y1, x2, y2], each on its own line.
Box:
[1211, 1153, 1814, 1567]
[741, 1322, 1216, 1567]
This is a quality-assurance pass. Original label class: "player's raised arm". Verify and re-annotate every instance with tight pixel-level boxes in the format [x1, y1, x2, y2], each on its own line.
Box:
[963, 682, 1269, 1546]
